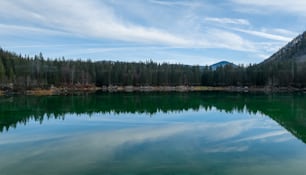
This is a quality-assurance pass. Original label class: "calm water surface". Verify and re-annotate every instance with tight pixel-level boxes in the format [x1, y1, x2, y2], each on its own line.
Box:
[1, 92, 306, 175]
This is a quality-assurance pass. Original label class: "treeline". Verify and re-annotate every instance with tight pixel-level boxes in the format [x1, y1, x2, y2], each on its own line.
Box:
[1, 47, 306, 89]
[201, 61, 306, 87]
[0, 48, 201, 89]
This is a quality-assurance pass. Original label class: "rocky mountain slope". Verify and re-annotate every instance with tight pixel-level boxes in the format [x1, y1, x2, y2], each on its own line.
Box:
[262, 31, 306, 64]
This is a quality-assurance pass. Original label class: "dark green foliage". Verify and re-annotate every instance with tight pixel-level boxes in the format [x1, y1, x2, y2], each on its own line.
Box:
[0, 56, 5, 80]
[0, 49, 202, 89]
[1, 45, 306, 89]
[199, 60, 306, 88]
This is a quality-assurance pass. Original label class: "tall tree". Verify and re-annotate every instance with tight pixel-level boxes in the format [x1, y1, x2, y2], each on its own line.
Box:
[0, 58, 5, 82]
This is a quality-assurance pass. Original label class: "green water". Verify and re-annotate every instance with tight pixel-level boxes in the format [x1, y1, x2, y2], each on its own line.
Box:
[1, 92, 306, 175]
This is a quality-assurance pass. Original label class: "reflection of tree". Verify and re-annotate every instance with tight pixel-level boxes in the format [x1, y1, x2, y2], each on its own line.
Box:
[198, 93, 306, 144]
[1, 92, 306, 144]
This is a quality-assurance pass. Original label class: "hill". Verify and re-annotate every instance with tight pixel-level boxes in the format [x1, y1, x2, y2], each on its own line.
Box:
[252, 30, 306, 87]
[262, 31, 306, 64]
[210, 61, 236, 70]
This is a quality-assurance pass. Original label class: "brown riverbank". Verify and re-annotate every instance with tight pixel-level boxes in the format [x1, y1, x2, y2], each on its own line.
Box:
[0, 85, 101, 96]
[25, 86, 101, 96]
[0, 85, 305, 96]
[100, 85, 306, 93]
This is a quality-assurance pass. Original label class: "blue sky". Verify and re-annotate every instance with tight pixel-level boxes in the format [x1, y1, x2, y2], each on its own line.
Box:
[0, 0, 306, 65]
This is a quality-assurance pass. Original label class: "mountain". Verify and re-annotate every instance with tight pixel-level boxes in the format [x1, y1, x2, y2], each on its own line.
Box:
[262, 31, 306, 64]
[210, 61, 236, 70]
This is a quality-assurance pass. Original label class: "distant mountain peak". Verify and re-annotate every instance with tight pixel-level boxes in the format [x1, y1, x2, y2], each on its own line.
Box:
[210, 61, 236, 70]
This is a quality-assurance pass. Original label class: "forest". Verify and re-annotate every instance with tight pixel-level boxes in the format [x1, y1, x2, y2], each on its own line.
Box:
[1, 47, 306, 90]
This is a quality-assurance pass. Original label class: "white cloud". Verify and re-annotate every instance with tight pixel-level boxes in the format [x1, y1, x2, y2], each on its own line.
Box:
[0, 24, 68, 36]
[0, 0, 188, 46]
[1, 0, 300, 64]
[150, 0, 202, 7]
[254, 42, 285, 53]
[257, 54, 270, 60]
[205, 17, 250, 26]
[231, 28, 293, 42]
[268, 28, 298, 37]
[0, 0, 256, 52]
[232, 0, 306, 16]
[204, 29, 256, 51]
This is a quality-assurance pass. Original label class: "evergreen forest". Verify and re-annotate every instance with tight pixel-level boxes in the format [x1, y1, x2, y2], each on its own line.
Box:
[1, 31, 306, 90]
[1, 47, 306, 90]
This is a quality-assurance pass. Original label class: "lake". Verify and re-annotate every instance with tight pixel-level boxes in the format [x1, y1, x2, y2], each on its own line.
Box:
[1, 92, 306, 175]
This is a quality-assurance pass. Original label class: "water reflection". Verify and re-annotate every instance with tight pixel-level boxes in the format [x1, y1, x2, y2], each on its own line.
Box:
[1, 92, 306, 143]
[1, 92, 306, 174]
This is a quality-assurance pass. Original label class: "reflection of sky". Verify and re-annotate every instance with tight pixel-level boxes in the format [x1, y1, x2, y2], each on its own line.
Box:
[0, 108, 306, 175]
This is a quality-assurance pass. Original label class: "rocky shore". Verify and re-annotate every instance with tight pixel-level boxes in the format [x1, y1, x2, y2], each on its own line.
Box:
[0, 85, 305, 96]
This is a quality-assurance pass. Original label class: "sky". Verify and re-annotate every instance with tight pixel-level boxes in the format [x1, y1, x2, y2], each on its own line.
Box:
[0, 0, 306, 65]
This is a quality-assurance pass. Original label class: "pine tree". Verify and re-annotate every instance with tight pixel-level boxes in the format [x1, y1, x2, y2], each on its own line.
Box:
[0, 58, 5, 82]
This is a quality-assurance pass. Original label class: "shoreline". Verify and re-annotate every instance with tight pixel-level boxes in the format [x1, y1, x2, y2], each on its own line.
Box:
[0, 86, 306, 96]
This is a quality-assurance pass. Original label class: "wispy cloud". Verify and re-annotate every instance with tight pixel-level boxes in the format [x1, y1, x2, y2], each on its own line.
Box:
[0, 0, 257, 53]
[232, 0, 306, 16]
[254, 42, 286, 53]
[0, 24, 68, 36]
[0, 0, 303, 64]
[150, 0, 201, 7]
[205, 29, 256, 51]
[231, 28, 293, 42]
[0, 1, 188, 46]
[205, 17, 250, 26]
[269, 28, 298, 37]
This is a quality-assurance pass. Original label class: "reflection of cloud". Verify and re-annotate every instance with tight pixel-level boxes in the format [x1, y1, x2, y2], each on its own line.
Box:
[0, 119, 258, 174]
[84, 120, 256, 148]
[229, 157, 306, 175]
[0, 116, 300, 175]
[0, 134, 69, 145]
[235, 130, 289, 142]
[204, 120, 255, 141]
[0, 120, 251, 171]
[204, 146, 248, 153]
